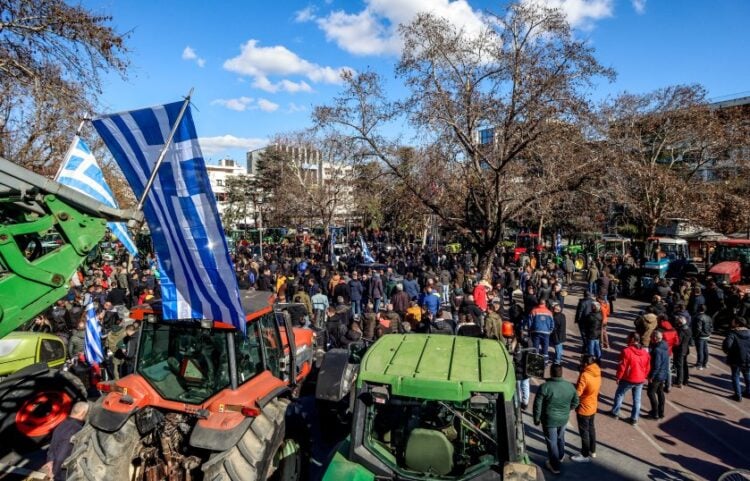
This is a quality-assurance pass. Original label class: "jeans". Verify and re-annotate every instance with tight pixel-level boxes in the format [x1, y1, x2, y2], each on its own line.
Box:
[554, 343, 564, 364]
[351, 300, 362, 317]
[588, 282, 597, 294]
[587, 339, 602, 360]
[544, 426, 566, 470]
[518, 379, 530, 405]
[695, 338, 709, 367]
[576, 413, 596, 457]
[731, 365, 750, 398]
[373, 298, 381, 313]
[612, 381, 644, 421]
[531, 333, 551, 361]
[647, 381, 665, 417]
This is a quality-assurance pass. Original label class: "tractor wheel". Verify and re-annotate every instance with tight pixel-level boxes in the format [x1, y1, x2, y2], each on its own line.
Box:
[64, 416, 141, 481]
[203, 398, 301, 481]
[624, 275, 638, 298]
[0, 369, 87, 454]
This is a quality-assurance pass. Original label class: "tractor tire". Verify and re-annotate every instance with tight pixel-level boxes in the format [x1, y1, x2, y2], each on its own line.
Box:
[65, 416, 141, 481]
[624, 275, 638, 298]
[203, 398, 301, 481]
[0, 368, 87, 454]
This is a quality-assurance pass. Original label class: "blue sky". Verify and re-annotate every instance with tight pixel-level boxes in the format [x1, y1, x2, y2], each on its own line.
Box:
[85, 0, 750, 165]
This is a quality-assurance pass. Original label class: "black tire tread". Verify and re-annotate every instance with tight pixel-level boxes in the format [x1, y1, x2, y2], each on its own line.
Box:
[203, 398, 289, 481]
[65, 415, 140, 481]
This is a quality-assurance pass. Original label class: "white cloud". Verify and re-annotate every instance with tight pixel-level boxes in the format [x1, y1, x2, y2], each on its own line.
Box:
[295, 6, 317, 22]
[257, 98, 280, 112]
[288, 102, 307, 113]
[199, 135, 267, 155]
[315, 0, 485, 56]
[182, 45, 206, 67]
[211, 97, 254, 112]
[632, 0, 646, 14]
[522, 0, 613, 29]
[223, 39, 351, 92]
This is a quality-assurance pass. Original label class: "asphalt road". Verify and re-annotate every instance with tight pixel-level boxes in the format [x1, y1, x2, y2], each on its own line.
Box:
[523, 290, 750, 481]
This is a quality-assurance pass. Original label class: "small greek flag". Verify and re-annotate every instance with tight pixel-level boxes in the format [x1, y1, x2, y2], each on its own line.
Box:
[56, 136, 138, 256]
[92, 101, 245, 332]
[84, 302, 103, 365]
[360, 235, 375, 264]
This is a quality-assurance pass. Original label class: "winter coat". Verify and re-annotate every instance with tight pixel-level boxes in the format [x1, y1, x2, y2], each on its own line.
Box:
[473, 284, 488, 312]
[616, 345, 651, 384]
[693, 313, 713, 339]
[533, 378, 579, 428]
[403, 279, 420, 300]
[293, 291, 313, 317]
[529, 305, 554, 335]
[649, 341, 670, 382]
[723, 328, 750, 368]
[67, 329, 86, 358]
[575, 297, 594, 324]
[420, 292, 441, 316]
[635, 313, 658, 347]
[597, 275, 611, 298]
[658, 319, 679, 356]
[369, 275, 384, 300]
[551, 312, 567, 345]
[587, 266, 599, 283]
[333, 282, 351, 304]
[348, 280, 364, 302]
[391, 291, 410, 315]
[580, 311, 603, 340]
[675, 324, 691, 358]
[575, 363, 601, 416]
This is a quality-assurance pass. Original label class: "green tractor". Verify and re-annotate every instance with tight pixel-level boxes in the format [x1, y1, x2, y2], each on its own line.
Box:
[317, 334, 545, 481]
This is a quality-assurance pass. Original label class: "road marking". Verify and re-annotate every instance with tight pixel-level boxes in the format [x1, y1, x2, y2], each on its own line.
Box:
[0, 463, 47, 480]
[633, 422, 666, 453]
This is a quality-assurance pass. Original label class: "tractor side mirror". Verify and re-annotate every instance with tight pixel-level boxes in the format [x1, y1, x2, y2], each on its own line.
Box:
[525, 352, 546, 379]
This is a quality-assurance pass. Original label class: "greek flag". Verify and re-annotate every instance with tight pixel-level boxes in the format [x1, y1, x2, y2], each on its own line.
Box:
[84, 302, 103, 365]
[56, 137, 137, 256]
[92, 101, 245, 332]
[360, 235, 375, 264]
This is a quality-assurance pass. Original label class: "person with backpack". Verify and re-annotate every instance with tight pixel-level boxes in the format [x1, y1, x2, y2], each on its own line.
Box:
[722, 317, 750, 401]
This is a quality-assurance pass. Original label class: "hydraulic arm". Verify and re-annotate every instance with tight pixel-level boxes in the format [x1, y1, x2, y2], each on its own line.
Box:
[0, 157, 141, 338]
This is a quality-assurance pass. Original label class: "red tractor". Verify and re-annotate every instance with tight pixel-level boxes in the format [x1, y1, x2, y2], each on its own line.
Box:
[709, 239, 750, 291]
[65, 291, 314, 481]
[513, 232, 543, 263]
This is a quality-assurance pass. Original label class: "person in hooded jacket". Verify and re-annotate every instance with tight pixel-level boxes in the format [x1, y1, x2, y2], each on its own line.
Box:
[611, 332, 651, 425]
[572, 355, 601, 463]
[647, 330, 670, 419]
[575, 291, 594, 351]
[580, 302, 603, 361]
[722, 316, 750, 401]
[551, 303, 566, 364]
[635, 307, 658, 348]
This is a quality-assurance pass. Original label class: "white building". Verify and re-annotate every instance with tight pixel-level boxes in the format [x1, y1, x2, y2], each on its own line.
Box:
[206, 158, 246, 213]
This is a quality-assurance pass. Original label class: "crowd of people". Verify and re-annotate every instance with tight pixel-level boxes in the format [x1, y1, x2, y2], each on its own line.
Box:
[25, 229, 750, 478]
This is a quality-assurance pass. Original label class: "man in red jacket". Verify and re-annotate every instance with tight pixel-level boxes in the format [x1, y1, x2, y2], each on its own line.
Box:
[610, 332, 651, 425]
[473, 279, 490, 313]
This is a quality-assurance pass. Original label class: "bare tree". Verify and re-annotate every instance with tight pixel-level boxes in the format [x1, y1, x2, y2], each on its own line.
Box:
[315, 3, 612, 277]
[602, 84, 739, 236]
[0, 0, 128, 170]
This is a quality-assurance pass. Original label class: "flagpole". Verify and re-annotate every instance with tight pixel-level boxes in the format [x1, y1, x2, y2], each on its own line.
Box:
[136, 87, 194, 211]
[54, 119, 88, 181]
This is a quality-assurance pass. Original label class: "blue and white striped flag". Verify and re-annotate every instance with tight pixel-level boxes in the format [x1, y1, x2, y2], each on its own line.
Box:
[56, 137, 138, 256]
[360, 235, 375, 264]
[84, 302, 103, 365]
[92, 101, 245, 332]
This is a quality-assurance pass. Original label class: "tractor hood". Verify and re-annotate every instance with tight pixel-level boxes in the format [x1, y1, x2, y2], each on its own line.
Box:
[357, 334, 514, 402]
[709, 261, 741, 284]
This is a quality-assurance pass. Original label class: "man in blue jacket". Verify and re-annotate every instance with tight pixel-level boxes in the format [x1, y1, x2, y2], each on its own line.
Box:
[348, 271, 364, 317]
[530, 300, 555, 362]
[419, 285, 441, 317]
[647, 330, 669, 419]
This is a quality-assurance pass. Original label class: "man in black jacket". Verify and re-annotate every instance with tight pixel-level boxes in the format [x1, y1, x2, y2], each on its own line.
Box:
[673, 316, 691, 388]
[551, 303, 566, 364]
[693, 304, 713, 370]
[722, 317, 750, 401]
[575, 292, 594, 353]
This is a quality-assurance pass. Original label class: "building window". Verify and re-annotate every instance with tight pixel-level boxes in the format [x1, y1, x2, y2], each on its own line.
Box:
[217, 179, 224, 187]
[479, 128, 494, 145]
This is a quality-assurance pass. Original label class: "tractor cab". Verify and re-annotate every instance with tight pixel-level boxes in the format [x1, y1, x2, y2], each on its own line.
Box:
[322, 334, 545, 481]
[598, 235, 631, 263]
[513, 233, 542, 263]
[644, 237, 688, 278]
[709, 240, 750, 286]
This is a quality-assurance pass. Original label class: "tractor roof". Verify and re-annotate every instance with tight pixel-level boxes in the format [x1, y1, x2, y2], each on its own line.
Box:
[358, 334, 515, 402]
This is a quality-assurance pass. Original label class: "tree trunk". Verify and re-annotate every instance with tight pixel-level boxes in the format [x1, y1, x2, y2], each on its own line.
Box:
[478, 249, 496, 282]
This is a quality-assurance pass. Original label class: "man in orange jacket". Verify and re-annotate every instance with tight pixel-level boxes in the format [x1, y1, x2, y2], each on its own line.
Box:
[572, 355, 601, 462]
